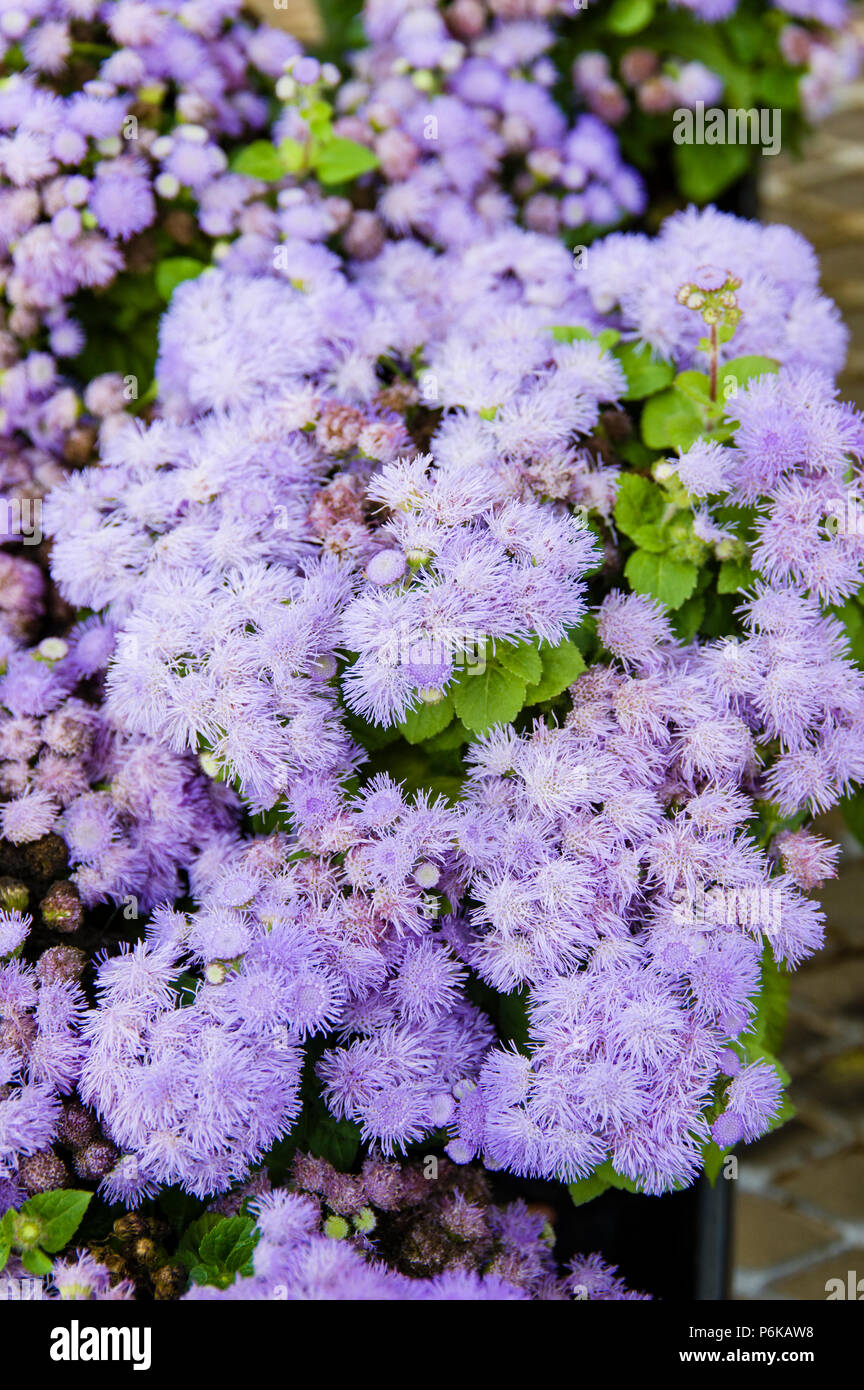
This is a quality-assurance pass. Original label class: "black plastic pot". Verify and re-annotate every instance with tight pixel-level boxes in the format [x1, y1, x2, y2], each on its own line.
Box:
[493, 1170, 733, 1300]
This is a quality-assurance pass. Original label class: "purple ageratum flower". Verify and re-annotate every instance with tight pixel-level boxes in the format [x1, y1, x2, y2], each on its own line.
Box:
[0, 789, 59, 844]
[0, 910, 30, 959]
[597, 590, 675, 672]
[88, 161, 156, 241]
[52, 1250, 134, 1300]
[581, 207, 849, 376]
[712, 1059, 784, 1145]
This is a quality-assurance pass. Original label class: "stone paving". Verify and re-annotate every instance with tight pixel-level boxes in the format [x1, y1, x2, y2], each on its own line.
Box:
[244, 3, 864, 1299]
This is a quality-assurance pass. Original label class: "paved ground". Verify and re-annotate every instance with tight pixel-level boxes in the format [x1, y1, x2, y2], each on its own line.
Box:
[247, 3, 864, 1299]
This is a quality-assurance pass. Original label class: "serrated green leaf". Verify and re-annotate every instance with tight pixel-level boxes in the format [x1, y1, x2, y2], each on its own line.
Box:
[628, 522, 669, 554]
[625, 550, 698, 610]
[155, 257, 206, 302]
[525, 637, 586, 704]
[230, 140, 286, 181]
[313, 136, 378, 185]
[21, 1190, 92, 1253]
[613, 473, 665, 540]
[717, 558, 757, 594]
[398, 696, 454, 744]
[452, 665, 526, 733]
[615, 341, 675, 400]
[197, 1215, 259, 1278]
[177, 1214, 223, 1271]
[641, 388, 703, 451]
[495, 639, 542, 684]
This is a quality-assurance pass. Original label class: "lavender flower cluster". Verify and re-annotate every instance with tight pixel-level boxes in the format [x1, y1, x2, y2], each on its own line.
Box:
[23, 197, 861, 1215]
[0, 626, 239, 909]
[1, 0, 863, 1302]
[573, 0, 861, 125]
[0, 0, 300, 545]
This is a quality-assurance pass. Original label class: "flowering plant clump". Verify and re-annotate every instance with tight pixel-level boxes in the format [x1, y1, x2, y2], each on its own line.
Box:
[566, 0, 861, 191]
[316, 0, 862, 205]
[0, 0, 863, 1303]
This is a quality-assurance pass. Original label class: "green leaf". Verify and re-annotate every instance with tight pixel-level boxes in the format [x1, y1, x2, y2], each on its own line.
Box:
[155, 257, 206, 302]
[673, 139, 753, 203]
[568, 1157, 642, 1208]
[495, 639, 542, 684]
[717, 558, 757, 594]
[625, 550, 699, 610]
[313, 136, 378, 185]
[757, 68, 801, 110]
[398, 696, 454, 744]
[751, 944, 790, 1057]
[670, 593, 705, 643]
[720, 355, 780, 396]
[277, 137, 306, 173]
[21, 1190, 92, 1253]
[568, 1167, 613, 1208]
[302, 1109, 361, 1170]
[617, 437, 655, 468]
[424, 718, 470, 752]
[607, 0, 654, 35]
[833, 597, 864, 668]
[0, 1211, 12, 1271]
[524, 637, 585, 704]
[703, 1140, 732, 1186]
[21, 1248, 54, 1276]
[197, 1215, 259, 1279]
[230, 140, 286, 181]
[674, 370, 712, 407]
[548, 325, 594, 344]
[613, 473, 665, 540]
[452, 665, 526, 734]
[614, 341, 675, 400]
[628, 522, 669, 554]
[641, 388, 703, 451]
